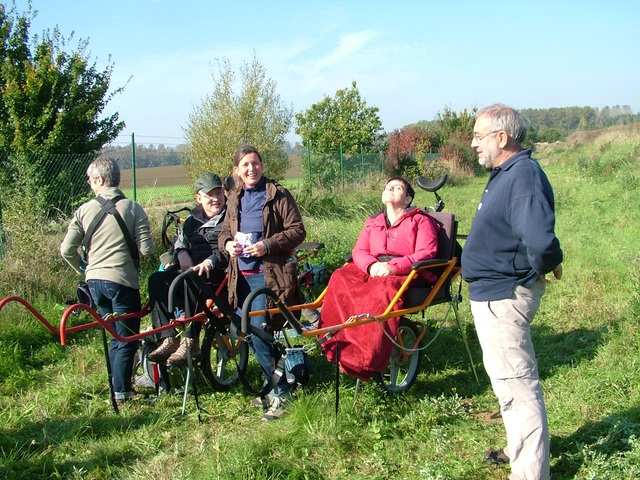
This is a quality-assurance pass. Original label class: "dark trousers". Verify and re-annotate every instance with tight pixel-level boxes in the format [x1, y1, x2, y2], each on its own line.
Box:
[88, 279, 141, 399]
[148, 269, 226, 341]
[148, 270, 182, 339]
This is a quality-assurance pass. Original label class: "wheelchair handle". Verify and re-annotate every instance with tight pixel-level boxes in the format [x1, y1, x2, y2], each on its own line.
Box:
[417, 174, 447, 212]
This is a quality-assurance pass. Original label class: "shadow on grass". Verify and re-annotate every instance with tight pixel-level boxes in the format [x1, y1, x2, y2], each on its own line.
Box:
[533, 325, 606, 378]
[0, 410, 167, 479]
[551, 406, 640, 479]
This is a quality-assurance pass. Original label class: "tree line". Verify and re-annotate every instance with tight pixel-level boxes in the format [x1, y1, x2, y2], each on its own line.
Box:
[1, 2, 638, 222]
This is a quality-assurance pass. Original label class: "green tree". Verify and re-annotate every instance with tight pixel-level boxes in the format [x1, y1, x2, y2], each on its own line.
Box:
[184, 55, 293, 181]
[0, 4, 125, 219]
[294, 81, 382, 154]
[433, 106, 476, 146]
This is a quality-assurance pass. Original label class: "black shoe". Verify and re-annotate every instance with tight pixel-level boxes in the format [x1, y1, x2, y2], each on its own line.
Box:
[484, 448, 510, 465]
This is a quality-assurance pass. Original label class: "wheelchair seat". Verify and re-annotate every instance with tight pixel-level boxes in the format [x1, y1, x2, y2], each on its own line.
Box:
[403, 211, 459, 308]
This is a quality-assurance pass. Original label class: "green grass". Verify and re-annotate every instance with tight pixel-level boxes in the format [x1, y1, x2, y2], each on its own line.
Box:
[120, 184, 194, 206]
[1, 125, 640, 479]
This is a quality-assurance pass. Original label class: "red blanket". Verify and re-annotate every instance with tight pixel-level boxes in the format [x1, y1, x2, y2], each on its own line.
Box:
[319, 262, 406, 381]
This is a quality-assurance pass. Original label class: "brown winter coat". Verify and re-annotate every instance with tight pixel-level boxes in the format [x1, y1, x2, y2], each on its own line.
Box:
[219, 178, 306, 323]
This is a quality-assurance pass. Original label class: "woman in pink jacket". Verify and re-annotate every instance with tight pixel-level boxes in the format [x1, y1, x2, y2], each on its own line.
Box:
[319, 177, 439, 380]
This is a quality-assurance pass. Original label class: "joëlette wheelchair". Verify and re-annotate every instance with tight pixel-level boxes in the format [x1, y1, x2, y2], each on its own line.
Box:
[0, 239, 323, 416]
[221, 173, 479, 396]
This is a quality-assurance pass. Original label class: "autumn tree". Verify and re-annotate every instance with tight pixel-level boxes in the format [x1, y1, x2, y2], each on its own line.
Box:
[385, 126, 435, 176]
[184, 55, 293, 181]
[294, 81, 382, 154]
[0, 4, 125, 220]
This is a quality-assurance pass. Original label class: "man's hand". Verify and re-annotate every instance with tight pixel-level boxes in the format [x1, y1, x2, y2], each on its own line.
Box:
[539, 264, 563, 283]
[552, 264, 563, 280]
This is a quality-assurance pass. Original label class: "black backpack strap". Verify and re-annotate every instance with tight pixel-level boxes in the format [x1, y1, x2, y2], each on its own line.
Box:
[82, 195, 140, 269]
[81, 204, 111, 255]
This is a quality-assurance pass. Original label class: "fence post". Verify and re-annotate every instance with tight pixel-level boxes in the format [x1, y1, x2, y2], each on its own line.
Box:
[306, 140, 312, 194]
[340, 143, 344, 193]
[131, 133, 137, 202]
[360, 144, 364, 177]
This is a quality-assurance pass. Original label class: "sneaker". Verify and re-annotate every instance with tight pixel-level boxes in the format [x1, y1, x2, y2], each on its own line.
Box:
[134, 373, 155, 389]
[301, 308, 320, 326]
[484, 449, 510, 465]
[114, 391, 143, 407]
[167, 337, 201, 366]
[146, 337, 180, 363]
[251, 395, 274, 409]
[261, 395, 288, 421]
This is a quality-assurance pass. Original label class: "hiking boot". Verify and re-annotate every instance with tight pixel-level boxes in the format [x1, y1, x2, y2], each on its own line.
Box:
[146, 337, 180, 363]
[167, 337, 201, 366]
[484, 448, 510, 465]
[261, 395, 288, 421]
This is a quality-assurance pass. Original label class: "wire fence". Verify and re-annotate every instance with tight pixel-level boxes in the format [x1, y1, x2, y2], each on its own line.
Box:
[299, 146, 441, 192]
[0, 137, 443, 222]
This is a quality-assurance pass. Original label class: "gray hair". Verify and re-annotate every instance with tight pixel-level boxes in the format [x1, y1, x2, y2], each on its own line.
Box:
[476, 104, 530, 143]
[87, 157, 120, 187]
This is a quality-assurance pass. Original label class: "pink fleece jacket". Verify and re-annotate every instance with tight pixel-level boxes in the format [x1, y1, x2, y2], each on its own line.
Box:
[352, 206, 439, 283]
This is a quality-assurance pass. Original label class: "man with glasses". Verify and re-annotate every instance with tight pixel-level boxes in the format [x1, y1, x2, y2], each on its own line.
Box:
[146, 172, 228, 366]
[462, 104, 563, 480]
[61, 157, 154, 406]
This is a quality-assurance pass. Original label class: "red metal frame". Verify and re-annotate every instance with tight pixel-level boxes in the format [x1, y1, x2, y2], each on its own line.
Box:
[0, 279, 227, 346]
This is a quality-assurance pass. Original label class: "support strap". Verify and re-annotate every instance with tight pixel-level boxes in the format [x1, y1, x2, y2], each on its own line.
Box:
[82, 195, 139, 269]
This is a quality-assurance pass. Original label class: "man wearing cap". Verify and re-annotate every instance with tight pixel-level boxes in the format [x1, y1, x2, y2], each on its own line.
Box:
[147, 172, 228, 365]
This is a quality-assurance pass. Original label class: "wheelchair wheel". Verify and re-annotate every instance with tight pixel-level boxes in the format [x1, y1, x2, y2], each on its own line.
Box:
[201, 319, 249, 392]
[132, 340, 158, 390]
[236, 287, 283, 397]
[132, 340, 179, 394]
[376, 317, 422, 393]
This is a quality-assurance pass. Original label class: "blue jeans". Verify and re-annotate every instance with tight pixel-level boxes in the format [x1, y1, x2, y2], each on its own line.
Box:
[236, 272, 288, 396]
[88, 279, 141, 400]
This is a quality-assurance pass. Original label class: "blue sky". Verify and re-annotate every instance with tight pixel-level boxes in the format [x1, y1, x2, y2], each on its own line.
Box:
[7, 0, 640, 146]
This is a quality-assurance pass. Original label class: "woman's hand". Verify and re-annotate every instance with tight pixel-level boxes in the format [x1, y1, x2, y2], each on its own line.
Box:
[369, 262, 395, 277]
[225, 238, 267, 258]
[241, 241, 267, 258]
[225, 240, 243, 258]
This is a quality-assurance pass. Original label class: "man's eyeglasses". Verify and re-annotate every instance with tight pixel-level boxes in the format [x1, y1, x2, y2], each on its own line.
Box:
[87, 176, 99, 185]
[473, 130, 501, 142]
[384, 185, 405, 192]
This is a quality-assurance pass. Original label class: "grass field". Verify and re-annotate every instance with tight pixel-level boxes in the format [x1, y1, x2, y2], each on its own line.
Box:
[1, 125, 639, 479]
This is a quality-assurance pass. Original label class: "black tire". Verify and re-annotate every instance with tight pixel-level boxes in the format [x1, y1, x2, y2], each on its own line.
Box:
[237, 287, 282, 397]
[201, 319, 249, 392]
[132, 340, 176, 393]
[376, 317, 422, 392]
[132, 340, 157, 391]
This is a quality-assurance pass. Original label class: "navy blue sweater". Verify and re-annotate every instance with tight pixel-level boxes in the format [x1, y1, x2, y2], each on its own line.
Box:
[461, 149, 563, 301]
[238, 177, 267, 272]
